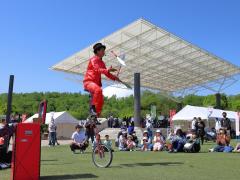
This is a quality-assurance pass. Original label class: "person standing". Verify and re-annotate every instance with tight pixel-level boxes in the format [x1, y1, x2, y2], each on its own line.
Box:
[221, 112, 231, 136]
[215, 118, 222, 133]
[48, 113, 57, 147]
[195, 117, 205, 145]
[109, 115, 114, 128]
[85, 118, 96, 146]
[191, 117, 197, 131]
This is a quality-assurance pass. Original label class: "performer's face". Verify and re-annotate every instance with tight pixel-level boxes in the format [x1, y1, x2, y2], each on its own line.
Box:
[96, 48, 105, 58]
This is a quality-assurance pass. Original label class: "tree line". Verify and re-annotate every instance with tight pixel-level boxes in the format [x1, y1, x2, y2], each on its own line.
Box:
[0, 91, 239, 120]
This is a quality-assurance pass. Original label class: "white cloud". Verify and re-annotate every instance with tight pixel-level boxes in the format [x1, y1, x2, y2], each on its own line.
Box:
[103, 84, 133, 98]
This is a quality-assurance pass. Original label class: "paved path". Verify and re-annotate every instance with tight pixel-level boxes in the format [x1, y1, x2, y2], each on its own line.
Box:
[41, 140, 72, 146]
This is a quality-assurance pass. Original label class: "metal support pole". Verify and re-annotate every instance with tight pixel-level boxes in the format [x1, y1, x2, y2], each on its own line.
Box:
[134, 73, 141, 127]
[215, 93, 221, 109]
[6, 75, 14, 124]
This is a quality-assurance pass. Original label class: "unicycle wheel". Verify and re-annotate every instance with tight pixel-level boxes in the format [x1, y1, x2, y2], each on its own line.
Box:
[92, 144, 113, 168]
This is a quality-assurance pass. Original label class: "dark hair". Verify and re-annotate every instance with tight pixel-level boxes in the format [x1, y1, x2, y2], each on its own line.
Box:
[93, 43, 106, 54]
[219, 128, 227, 134]
[75, 125, 82, 129]
[176, 129, 183, 136]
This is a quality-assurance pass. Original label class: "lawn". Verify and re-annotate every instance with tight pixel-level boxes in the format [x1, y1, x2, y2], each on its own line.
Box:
[1, 141, 239, 180]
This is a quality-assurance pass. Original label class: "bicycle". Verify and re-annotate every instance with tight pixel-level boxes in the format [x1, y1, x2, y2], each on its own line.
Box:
[85, 90, 113, 168]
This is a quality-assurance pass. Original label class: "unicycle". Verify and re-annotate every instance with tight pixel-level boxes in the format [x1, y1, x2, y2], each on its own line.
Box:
[87, 115, 113, 168]
[92, 136, 113, 168]
[85, 90, 113, 168]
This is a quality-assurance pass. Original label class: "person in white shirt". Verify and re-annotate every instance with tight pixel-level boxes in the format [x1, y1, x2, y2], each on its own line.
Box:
[48, 113, 57, 146]
[191, 117, 197, 130]
[70, 125, 88, 153]
[153, 129, 165, 151]
[119, 131, 128, 151]
[215, 118, 222, 133]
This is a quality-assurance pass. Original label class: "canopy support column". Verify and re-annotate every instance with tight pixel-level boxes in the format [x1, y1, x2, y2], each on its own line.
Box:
[215, 93, 221, 109]
[6, 75, 14, 124]
[134, 73, 141, 127]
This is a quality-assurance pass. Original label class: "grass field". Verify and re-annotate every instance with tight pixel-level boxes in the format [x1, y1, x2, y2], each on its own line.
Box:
[1, 141, 239, 180]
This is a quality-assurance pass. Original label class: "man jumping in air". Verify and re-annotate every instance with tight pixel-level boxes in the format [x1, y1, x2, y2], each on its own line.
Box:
[83, 43, 121, 117]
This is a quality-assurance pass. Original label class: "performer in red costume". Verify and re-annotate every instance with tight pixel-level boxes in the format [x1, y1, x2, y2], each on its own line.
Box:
[83, 43, 121, 117]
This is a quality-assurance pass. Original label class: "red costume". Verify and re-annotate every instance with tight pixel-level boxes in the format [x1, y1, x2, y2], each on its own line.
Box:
[83, 55, 117, 117]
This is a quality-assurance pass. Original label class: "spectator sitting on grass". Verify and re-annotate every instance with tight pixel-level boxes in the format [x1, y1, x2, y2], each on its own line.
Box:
[233, 143, 240, 152]
[183, 131, 201, 153]
[165, 129, 176, 151]
[141, 137, 148, 151]
[103, 135, 114, 152]
[70, 125, 88, 154]
[115, 127, 126, 147]
[119, 131, 128, 151]
[209, 128, 233, 153]
[126, 135, 136, 151]
[153, 129, 165, 151]
[140, 130, 153, 151]
[131, 131, 139, 147]
[169, 129, 186, 153]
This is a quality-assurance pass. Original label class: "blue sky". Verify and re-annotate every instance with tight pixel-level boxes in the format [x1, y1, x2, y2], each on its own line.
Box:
[0, 0, 240, 95]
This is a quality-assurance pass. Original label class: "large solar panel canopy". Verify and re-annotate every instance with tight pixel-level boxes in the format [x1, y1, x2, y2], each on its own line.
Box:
[51, 18, 240, 96]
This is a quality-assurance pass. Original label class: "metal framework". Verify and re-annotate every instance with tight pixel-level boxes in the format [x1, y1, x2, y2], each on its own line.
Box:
[51, 18, 240, 97]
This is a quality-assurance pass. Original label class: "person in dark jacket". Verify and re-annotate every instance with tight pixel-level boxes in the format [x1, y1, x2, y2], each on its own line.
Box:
[221, 112, 231, 135]
[85, 118, 96, 145]
[195, 117, 205, 145]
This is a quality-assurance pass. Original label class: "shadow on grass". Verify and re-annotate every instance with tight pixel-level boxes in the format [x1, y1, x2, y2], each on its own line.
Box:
[41, 173, 98, 179]
[119, 162, 183, 167]
[41, 159, 58, 162]
[41, 162, 78, 166]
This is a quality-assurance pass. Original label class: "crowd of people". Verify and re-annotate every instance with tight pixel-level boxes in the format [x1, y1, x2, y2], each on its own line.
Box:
[188, 112, 238, 153]
[115, 127, 201, 153]
[107, 116, 134, 128]
[70, 111, 240, 154]
[107, 115, 169, 129]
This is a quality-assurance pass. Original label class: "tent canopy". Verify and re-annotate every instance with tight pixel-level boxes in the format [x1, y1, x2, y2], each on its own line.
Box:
[51, 18, 240, 96]
[25, 111, 79, 124]
[172, 105, 238, 121]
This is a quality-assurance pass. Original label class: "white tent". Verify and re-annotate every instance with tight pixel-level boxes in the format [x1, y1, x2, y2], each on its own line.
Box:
[172, 105, 238, 121]
[25, 111, 79, 139]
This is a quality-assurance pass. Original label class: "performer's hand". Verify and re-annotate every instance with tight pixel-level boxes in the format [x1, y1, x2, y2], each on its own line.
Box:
[108, 67, 118, 72]
[115, 76, 121, 82]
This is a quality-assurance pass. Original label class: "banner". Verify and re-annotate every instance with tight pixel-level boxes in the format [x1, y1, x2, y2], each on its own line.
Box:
[169, 109, 176, 128]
